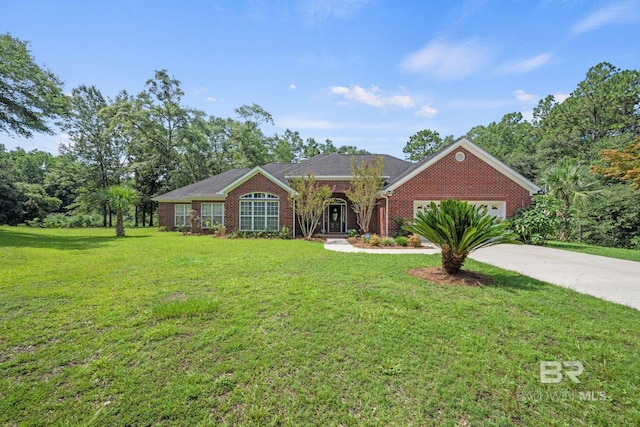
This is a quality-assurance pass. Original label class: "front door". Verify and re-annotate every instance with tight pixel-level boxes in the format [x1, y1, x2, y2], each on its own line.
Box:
[327, 204, 344, 233]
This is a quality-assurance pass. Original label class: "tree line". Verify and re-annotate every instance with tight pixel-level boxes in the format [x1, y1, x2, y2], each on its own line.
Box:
[1, 32, 639, 249]
[0, 33, 367, 228]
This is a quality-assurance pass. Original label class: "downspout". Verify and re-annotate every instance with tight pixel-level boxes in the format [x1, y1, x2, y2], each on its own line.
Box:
[380, 190, 390, 238]
[292, 198, 296, 238]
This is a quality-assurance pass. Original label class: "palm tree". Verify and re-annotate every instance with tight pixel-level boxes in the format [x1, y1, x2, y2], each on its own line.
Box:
[404, 199, 520, 275]
[105, 185, 137, 237]
[539, 161, 605, 241]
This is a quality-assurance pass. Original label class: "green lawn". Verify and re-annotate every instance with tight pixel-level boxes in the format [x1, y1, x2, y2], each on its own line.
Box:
[1, 227, 639, 426]
[545, 240, 640, 263]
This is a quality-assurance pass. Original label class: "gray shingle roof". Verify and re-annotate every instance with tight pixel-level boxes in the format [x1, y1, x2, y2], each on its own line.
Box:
[155, 168, 250, 199]
[154, 154, 412, 200]
[286, 153, 411, 180]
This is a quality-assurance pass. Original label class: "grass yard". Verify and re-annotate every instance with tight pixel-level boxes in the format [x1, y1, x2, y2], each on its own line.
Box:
[545, 240, 640, 263]
[1, 227, 639, 426]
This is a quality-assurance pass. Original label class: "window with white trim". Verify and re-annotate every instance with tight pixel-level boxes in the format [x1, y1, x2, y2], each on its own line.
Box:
[201, 202, 224, 227]
[174, 204, 191, 227]
[239, 193, 279, 231]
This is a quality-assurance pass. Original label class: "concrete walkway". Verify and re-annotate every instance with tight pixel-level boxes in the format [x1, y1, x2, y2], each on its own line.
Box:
[324, 238, 640, 311]
[324, 238, 440, 255]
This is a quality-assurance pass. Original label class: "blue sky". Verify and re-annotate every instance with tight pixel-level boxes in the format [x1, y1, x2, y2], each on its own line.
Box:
[2, 0, 639, 159]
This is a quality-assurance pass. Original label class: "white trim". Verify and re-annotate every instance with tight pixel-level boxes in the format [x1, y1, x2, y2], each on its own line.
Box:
[386, 138, 541, 195]
[153, 197, 191, 203]
[200, 202, 224, 228]
[285, 175, 390, 180]
[239, 192, 280, 232]
[174, 203, 191, 227]
[324, 198, 348, 233]
[221, 166, 293, 195]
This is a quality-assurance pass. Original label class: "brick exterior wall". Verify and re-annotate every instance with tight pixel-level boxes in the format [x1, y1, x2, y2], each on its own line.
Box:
[226, 173, 295, 233]
[158, 202, 179, 231]
[386, 147, 532, 236]
[157, 148, 529, 237]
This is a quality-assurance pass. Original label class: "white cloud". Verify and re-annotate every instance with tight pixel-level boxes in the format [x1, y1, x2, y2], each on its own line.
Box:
[401, 39, 490, 80]
[553, 92, 570, 103]
[329, 85, 415, 109]
[513, 89, 538, 104]
[496, 53, 552, 75]
[206, 96, 216, 102]
[290, 84, 297, 90]
[572, 1, 639, 34]
[416, 104, 438, 117]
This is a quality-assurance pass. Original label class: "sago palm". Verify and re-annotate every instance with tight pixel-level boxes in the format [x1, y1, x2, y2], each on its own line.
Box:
[404, 199, 520, 275]
[105, 185, 137, 237]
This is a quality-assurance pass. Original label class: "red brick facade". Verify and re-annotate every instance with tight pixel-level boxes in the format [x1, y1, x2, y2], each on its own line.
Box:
[156, 144, 535, 236]
[225, 173, 295, 233]
[385, 148, 532, 236]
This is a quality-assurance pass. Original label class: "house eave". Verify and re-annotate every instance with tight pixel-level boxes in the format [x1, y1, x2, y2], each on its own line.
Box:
[220, 166, 294, 195]
[386, 138, 541, 195]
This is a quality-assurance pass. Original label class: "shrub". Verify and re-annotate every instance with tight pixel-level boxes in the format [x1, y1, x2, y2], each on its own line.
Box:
[41, 213, 103, 228]
[395, 236, 409, 246]
[381, 237, 395, 246]
[392, 217, 411, 237]
[404, 200, 519, 275]
[348, 229, 359, 238]
[369, 234, 381, 246]
[408, 234, 422, 248]
[278, 226, 292, 239]
[212, 223, 226, 237]
[511, 194, 562, 245]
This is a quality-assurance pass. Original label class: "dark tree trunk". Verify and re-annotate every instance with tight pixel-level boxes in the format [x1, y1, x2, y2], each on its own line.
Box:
[103, 204, 107, 227]
[441, 246, 467, 275]
[115, 211, 125, 237]
[135, 205, 139, 227]
[148, 202, 154, 227]
[142, 205, 146, 228]
[108, 210, 113, 228]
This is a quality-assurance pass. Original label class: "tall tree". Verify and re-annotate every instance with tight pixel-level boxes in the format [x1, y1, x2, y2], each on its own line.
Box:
[0, 145, 25, 225]
[105, 185, 137, 237]
[591, 140, 640, 189]
[345, 157, 385, 233]
[288, 175, 334, 240]
[540, 161, 605, 241]
[117, 70, 201, 225]
[467, 112, 538, 180]
[62, 85, 127, 226]
[403, 129, 448, 161]
[271, 129, 304, 163]
[536, 62, 640, 166]
[0, 33, 69, 138]
[231, 103, 273, 167]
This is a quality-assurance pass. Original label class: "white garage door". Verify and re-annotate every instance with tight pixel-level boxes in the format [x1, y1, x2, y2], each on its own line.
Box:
[413, 200, 506, 219]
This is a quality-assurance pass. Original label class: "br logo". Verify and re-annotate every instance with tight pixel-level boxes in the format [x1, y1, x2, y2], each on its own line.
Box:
[540, 361, 584, 383]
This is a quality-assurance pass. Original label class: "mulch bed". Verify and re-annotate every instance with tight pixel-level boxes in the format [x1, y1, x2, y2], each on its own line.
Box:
[407, 266, 493, 287]
[346, 237, 432, 250]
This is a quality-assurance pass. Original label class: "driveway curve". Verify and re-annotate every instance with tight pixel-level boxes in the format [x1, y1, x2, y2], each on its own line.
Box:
[469, 245, 640, 311]
[324, 239, 640, 311]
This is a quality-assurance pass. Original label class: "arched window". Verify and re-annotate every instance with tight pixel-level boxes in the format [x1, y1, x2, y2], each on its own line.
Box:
[240, 193, 279, 231]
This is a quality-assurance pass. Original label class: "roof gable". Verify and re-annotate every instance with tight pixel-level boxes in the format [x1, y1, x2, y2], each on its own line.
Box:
[219, 165, 294, 195]
[386, 138, 541, 195]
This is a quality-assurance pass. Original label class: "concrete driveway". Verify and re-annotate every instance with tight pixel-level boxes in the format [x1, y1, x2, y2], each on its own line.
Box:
[469, 245, 640, 311]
